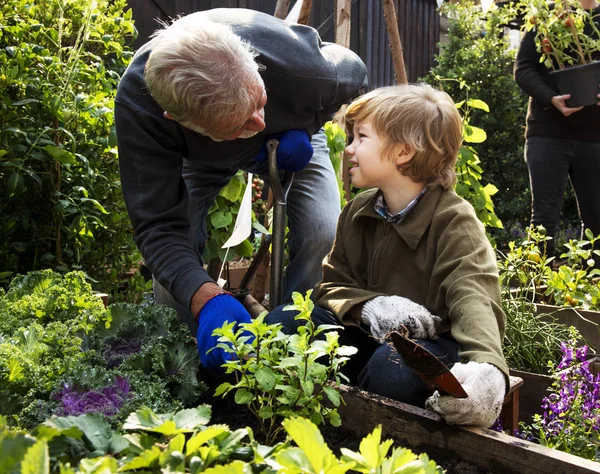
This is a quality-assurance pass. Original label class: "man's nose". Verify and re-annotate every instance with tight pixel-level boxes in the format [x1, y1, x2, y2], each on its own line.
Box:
[245, 109, 266, 132]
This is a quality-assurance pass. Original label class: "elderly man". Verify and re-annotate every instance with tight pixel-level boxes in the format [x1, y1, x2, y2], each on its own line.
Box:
[115, 8, 368, 370]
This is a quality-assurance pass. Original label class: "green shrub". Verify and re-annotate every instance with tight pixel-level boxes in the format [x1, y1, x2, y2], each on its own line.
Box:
[0, 0, 140, 296]
[424, 2, 531, 240]
[0, 405, 443, 473]
[0, 270, 203, 429]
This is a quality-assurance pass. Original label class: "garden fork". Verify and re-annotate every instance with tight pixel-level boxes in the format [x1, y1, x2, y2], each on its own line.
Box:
[267, 138, 294, 309]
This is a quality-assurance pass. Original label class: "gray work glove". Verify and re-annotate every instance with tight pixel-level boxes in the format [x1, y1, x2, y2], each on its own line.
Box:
[360, 295, 442, 340]
[425, 361, 506, 428]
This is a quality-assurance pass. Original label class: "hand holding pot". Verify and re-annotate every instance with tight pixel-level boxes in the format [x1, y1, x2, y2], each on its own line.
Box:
[551, 94, 584, 117]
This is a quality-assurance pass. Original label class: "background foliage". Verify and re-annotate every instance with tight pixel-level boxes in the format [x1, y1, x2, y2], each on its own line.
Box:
[424, 1, 580, 247]
[0, 0, 139, 295]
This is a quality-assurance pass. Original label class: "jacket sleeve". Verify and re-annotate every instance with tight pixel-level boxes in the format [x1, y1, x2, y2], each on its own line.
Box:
[514, 29, 557, 104]
[430, 203, 509, 379]
[314, 204, 384, 323]
[115, 99, 213, 310]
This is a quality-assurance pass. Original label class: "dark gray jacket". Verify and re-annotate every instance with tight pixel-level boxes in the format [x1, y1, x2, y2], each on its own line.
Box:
[115, 8, 368, 309]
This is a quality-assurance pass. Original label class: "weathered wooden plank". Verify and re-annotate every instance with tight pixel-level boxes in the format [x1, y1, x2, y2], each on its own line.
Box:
[338, 384, 600, 474]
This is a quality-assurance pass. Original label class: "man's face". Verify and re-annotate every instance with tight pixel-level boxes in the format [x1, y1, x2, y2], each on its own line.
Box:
[194, 89, 268, 142]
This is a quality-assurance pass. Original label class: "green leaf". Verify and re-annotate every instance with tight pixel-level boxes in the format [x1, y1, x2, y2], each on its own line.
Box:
[7, 172, 24, 197]
[172, 405, 212, 431]
[466, 98, 490, 112]
[21, 440, 49, 474]
[123, 407, 174, 433]
[234, 389, 253, 405]
[463, 125, 487, 143]
[201, 460, 247, 473]
[118, 446, 161, 471]
[44, 145, 76, 165]
[0, 431, 37, 474]
[282, 418, 335, 473]
[234, 239, 253, 258]
[186, 425, 229, 455]
[258, 406, 274, 419]
[255, 367, 276, 391]
[214, 382, 232, 397]
[322, 386, 341, 407]
[219, 176, 243, 202]
[210, 211, 233, 229]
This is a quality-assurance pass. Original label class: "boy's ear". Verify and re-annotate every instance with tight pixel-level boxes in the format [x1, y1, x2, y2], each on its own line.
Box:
[394, 143, 415, 166]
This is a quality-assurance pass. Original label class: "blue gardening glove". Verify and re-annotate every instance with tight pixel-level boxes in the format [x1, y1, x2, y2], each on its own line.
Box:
[196, 293, 253, 371]
[254, 129, 313, 172]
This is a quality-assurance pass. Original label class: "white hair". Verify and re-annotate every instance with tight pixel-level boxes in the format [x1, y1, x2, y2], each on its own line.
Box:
[145, 17, 264, 132]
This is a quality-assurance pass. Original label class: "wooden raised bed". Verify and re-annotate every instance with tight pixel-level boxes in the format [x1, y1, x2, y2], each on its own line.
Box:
[337, 384, 600, 474]
[535, 304, 600, 351]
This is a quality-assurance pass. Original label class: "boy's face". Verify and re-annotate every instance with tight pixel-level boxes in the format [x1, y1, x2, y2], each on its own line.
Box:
[346, 120, 398, 190]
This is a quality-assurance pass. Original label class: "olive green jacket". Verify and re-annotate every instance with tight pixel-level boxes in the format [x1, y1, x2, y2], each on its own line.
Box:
[314, 186, 509, 378]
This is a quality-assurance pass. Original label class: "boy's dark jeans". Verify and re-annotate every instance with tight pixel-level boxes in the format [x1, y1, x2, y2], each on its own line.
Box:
[525, 136, 600, 259]
[266, 304, 460, 407]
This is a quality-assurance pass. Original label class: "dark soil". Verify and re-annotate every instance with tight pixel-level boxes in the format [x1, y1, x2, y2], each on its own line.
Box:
[197, 373, 491, 474]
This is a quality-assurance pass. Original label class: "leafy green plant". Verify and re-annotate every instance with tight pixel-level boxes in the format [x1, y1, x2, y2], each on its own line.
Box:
[454, 95, 502, 230]
[0, 270, 203, 429]
[203, 170, 256, 267]
[0, 0, 140, 296]
[212, 290, 358, 444]
[324, 120, 348, 208]
[0, 405, 443, 473]
[544, 228, 600, 309]
[498, 225, 554, 300]
[502, 293, 582, 374]
[424, 1, 540, 241]
[499, 225, 600, 310]
[518, 0, 600, 69]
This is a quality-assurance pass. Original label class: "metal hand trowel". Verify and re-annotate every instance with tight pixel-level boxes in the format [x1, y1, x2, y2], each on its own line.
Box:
[390, 328, 468, 398]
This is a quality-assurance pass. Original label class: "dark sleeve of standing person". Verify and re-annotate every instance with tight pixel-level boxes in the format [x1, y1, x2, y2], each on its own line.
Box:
[514, 29, 558, 104]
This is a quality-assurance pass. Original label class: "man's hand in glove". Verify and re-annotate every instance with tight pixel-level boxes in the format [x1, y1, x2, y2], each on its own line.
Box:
[360, 295, 442, 340]
[196, 293, 253, 371]
[425, 361, 506, 428]
[254, 129, 313, 172]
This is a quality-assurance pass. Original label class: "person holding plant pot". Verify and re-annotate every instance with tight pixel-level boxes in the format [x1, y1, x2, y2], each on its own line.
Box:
[114, 9, 368, 371]
[514, 0, 600, 262]
[267, 84, 509, 428]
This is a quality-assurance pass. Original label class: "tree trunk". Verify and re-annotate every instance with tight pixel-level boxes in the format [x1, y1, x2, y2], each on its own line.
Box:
[382, 0, 408, 84]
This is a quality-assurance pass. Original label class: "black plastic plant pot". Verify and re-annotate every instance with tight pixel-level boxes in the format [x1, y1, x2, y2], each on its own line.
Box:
[549, 60, 600, 107]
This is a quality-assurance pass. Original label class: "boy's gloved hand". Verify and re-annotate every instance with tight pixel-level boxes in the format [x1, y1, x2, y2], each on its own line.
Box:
[254, 129, 313, 172]
[196, 293, 253, 371]
[425, 361, 506, 428]
[360, 295, 441, 340]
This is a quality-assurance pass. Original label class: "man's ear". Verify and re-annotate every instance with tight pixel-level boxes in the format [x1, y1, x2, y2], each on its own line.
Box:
[163, 111, 175, 120]
[395, 143, 415, 166]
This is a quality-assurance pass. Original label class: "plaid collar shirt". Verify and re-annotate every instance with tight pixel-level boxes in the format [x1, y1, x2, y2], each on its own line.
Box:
[374, 187, 428, 224]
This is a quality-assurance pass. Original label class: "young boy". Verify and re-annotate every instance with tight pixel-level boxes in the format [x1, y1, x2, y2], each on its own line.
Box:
[267, 83, 509, 428]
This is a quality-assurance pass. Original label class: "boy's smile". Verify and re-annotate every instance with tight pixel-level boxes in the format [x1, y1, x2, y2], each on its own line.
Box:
[346, 121, 399, 190]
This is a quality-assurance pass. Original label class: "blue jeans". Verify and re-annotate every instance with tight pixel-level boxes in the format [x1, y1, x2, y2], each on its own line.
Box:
[525, 136, 600, 257]
[266, 304, 461, 407]
[154, 129, 340, 332]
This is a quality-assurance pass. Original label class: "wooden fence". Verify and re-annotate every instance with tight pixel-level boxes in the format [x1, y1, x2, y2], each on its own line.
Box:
[125, 0, 439, 85]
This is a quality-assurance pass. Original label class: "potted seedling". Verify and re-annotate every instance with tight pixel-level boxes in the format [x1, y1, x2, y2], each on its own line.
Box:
[519, 0, 600, 106]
